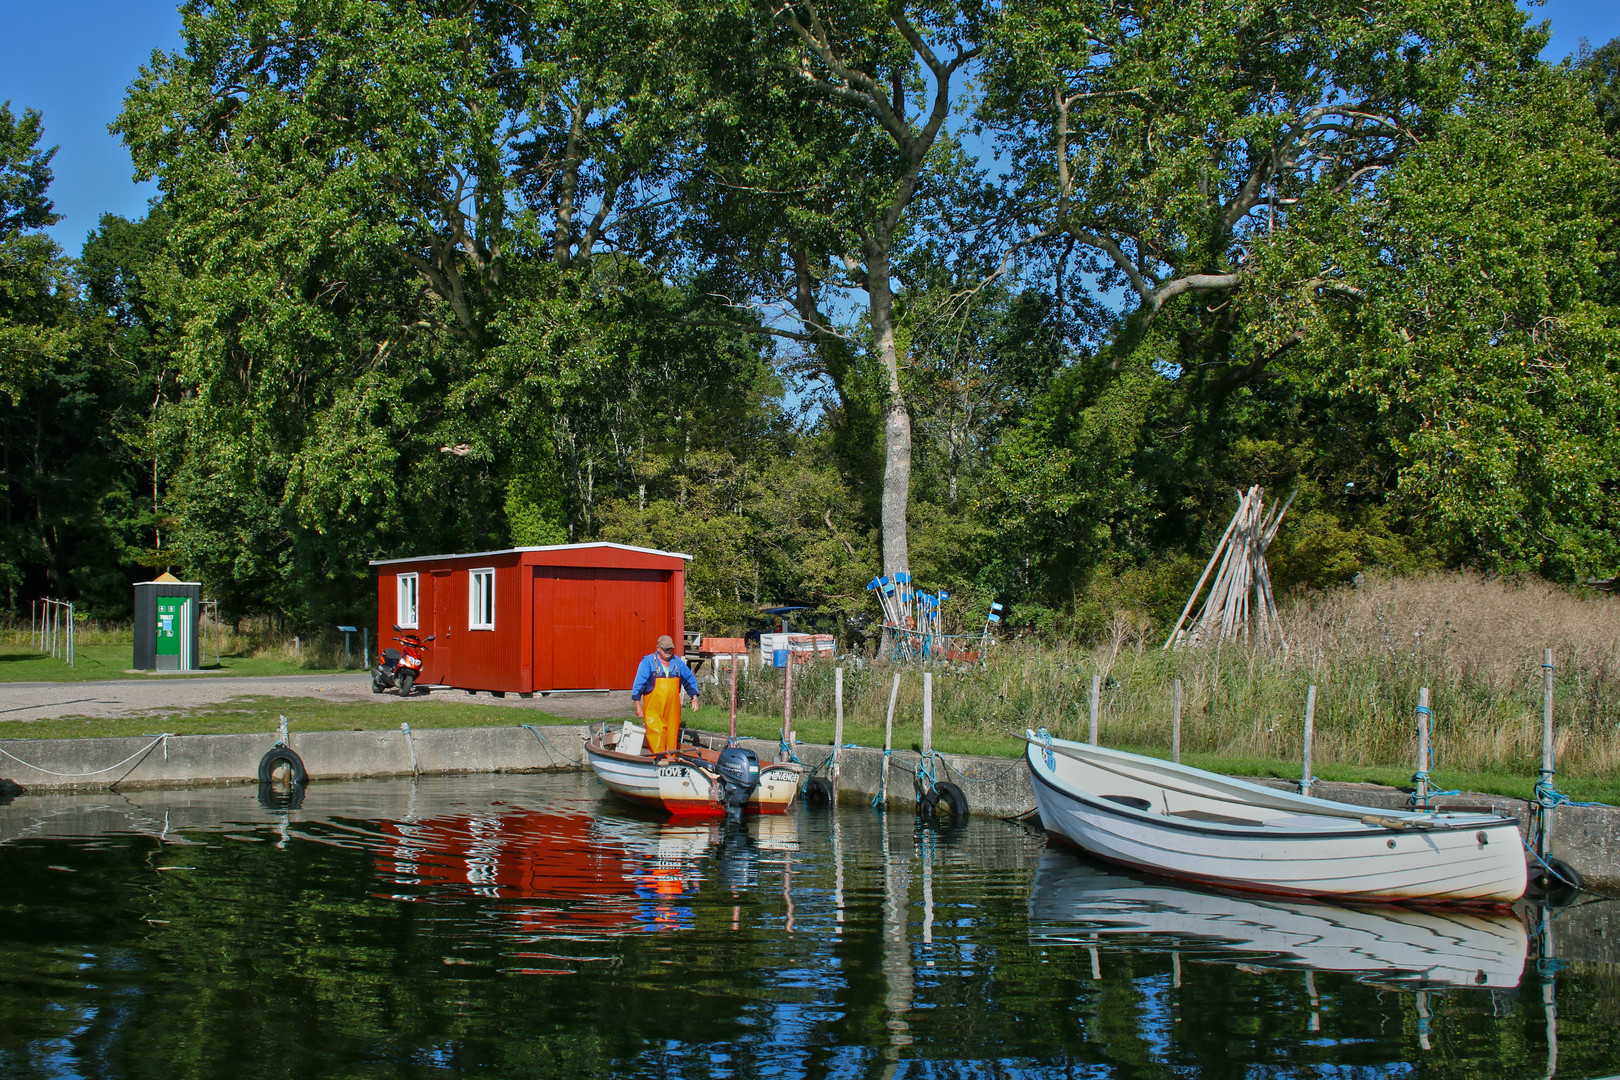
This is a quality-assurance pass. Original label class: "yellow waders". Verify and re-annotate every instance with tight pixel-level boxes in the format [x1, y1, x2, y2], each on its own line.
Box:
[644, 664, 684, 755]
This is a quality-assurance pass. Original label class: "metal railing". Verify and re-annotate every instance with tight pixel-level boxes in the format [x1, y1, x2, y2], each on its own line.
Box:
[32, 597, 75, 667]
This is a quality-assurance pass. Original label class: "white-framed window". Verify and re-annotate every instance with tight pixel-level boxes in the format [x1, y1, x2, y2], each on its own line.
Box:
[469, 568, 495, 630]
[397, 573, 419, 628]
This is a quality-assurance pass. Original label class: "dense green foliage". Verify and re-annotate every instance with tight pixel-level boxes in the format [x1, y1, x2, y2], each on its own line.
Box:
[1, 2, 1617, 639]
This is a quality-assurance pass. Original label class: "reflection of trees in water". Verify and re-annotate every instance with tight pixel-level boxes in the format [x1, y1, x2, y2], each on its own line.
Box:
[0, 782, 1616, 1078]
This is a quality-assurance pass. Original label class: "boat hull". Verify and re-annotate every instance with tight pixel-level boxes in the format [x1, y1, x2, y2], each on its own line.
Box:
[587, 733, 803, 818]
[1025, 735, 1527, 906]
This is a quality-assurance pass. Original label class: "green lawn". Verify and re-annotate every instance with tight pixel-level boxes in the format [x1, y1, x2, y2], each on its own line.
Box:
[6, 694, 580, 740]
[0, 644, 353, 682]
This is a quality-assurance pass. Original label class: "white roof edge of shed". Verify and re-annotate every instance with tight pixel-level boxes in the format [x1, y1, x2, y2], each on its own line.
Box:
[369, 542, 694, 567]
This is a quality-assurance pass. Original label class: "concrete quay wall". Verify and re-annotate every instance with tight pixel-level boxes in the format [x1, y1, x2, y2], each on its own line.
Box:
[2, 724, 1615, 891]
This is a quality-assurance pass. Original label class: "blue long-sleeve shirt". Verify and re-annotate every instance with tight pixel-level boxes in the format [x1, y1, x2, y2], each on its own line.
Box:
[630, 652, 701, 701]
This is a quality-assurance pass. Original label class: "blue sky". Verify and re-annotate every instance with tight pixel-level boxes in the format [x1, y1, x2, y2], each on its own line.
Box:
[2, 1, 1618, 257]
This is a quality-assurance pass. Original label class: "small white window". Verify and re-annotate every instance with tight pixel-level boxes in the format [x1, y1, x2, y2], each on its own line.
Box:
[397, 573, 419, 628]
[469, 568, 495, 630]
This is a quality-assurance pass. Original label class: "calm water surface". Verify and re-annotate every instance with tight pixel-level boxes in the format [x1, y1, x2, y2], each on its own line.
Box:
[1, 772, 1615, 1079]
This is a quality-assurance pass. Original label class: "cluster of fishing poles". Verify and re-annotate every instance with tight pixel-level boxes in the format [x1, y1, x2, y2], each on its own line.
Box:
[865, 574, 1002, 663]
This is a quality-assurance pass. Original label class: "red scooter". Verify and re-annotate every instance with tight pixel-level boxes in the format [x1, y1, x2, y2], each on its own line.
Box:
[373, 625, 433, 696]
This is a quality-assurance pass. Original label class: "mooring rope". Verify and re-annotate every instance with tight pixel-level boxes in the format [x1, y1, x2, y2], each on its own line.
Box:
[521, 723, 580, 766]
[0, 732, 174, 778]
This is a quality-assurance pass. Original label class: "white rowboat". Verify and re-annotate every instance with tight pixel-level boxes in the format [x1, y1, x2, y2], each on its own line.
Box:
[1024, 731, 1527, 906]
[587, 725, 804, 818]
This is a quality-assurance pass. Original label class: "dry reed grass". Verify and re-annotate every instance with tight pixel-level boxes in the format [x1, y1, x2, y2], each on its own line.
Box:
[737, 571, 1620, 782]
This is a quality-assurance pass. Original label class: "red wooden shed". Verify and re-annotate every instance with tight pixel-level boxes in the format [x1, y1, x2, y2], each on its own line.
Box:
[369, 543, 691, 694]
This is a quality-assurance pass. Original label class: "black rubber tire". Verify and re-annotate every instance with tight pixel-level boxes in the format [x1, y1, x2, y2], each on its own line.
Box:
[1528, 857, 1583, 903]
[371, 676, 385, 694]
[805, 777, 835, 804]
[257, 746, 308, 787]
[257, 779, 306, 810]
[932, 781, 969, 821]
[399, 671, 416, 697]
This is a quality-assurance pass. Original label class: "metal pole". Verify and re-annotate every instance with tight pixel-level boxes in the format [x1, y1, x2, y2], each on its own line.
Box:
[1301, 685, 1317, 797]
[1089, 675, 1101, 746]
[1172, 678, 1182, 764]
[68, 602, 74, 667]
[922, 671, 933, 755]
[833, 665, 845, 791]
[363, 627, 369, 670]
[1415, 687, 1431, 807]
[1540, 648, 1556, 860]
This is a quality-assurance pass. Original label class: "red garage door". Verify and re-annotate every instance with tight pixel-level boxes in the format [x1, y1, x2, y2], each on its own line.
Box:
[538, 567, 671, 690]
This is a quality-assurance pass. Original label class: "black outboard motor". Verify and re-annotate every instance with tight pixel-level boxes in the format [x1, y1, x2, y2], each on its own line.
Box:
[715, 746, 761, 819]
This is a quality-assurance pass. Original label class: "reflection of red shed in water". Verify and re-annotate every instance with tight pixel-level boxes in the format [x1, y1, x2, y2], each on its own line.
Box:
[376, 808, 706, 939]
[370, 543, 691, 693]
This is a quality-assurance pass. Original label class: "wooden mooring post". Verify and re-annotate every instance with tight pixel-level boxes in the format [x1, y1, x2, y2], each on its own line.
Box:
[1172, 678, 1183, 765]
[833, 665, 845, 793]
[1089, 675, 1101, 745]
[1300, 685, 1317, 797]
[922, 671, 933, 756]
[1540, 648, 1556, 860]
[878, 671, 902, 807]
[1414, 687, 1431, 807]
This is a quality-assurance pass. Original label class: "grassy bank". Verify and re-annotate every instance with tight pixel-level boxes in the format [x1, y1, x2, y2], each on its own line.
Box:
[728, 571, 1620, 804]
[0, 617, 362, 681]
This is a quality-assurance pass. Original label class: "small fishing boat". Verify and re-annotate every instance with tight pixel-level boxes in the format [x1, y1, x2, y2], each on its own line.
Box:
[587, 722, 804, 818]
[1024, 731, 1527, 905]
[1027, 850, 1527, 988]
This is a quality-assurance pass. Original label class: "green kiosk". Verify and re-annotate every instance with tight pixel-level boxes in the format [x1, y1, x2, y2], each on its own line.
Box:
[134, 574, 203, 672]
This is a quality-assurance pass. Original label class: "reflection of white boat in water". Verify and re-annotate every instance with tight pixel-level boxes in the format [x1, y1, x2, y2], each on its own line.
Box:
[1028, 851, 1527, 988]
[1024, 732, 1527, 905]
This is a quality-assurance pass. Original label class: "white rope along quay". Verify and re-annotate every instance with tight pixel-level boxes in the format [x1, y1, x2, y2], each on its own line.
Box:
[0, 732, 175, 778]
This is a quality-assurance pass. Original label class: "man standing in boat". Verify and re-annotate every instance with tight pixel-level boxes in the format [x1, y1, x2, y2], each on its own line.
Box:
[631, 635, 701, 755]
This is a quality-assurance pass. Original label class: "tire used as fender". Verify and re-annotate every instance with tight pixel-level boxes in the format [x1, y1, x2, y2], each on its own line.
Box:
[931, 781, 969, 821]
[1527, 856, 1582, 904]
[257, 745, 308, 787]
[804, 777, 834, 804]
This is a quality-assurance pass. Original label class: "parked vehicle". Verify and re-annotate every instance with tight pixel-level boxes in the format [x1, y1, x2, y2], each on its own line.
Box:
[373, 625, 433, 696]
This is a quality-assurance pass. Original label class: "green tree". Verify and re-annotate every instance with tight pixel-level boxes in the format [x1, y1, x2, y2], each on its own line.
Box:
[113, 0, 731, 622]
[972, 0, 1620, 607]
[0, 101, 70, 403]
[687, 0, 989, 579]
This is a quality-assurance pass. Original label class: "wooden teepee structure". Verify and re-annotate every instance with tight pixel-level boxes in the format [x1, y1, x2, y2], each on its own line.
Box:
[1164, 486, 1296, 651]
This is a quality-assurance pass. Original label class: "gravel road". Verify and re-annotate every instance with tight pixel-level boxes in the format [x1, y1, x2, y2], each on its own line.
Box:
[0, 673, 638, 724]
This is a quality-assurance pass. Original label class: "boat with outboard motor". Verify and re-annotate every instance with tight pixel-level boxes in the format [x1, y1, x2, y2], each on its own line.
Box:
[1024, 730, 1528, 906]
[586, 721, 805, 818]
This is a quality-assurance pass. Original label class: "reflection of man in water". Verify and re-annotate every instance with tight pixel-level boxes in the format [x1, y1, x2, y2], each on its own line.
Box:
[634, 861, 698, 931]
[631, 634, 701, 755]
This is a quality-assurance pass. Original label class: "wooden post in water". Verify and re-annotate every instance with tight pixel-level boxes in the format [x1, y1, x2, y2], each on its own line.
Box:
[1089, 675, 1101, 746]
[780, 648, 794, 762]
[833, 665, 845, 792]
[1540, 647, 1556, 859]
[922, 672, 933, 756]
[728, 651, 739, 741]
[1414, 687, 1431, 807]
[878, 671, 901, 806]
[1300, 685, 1317, 797]
[1172, 678, 1183, 765]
